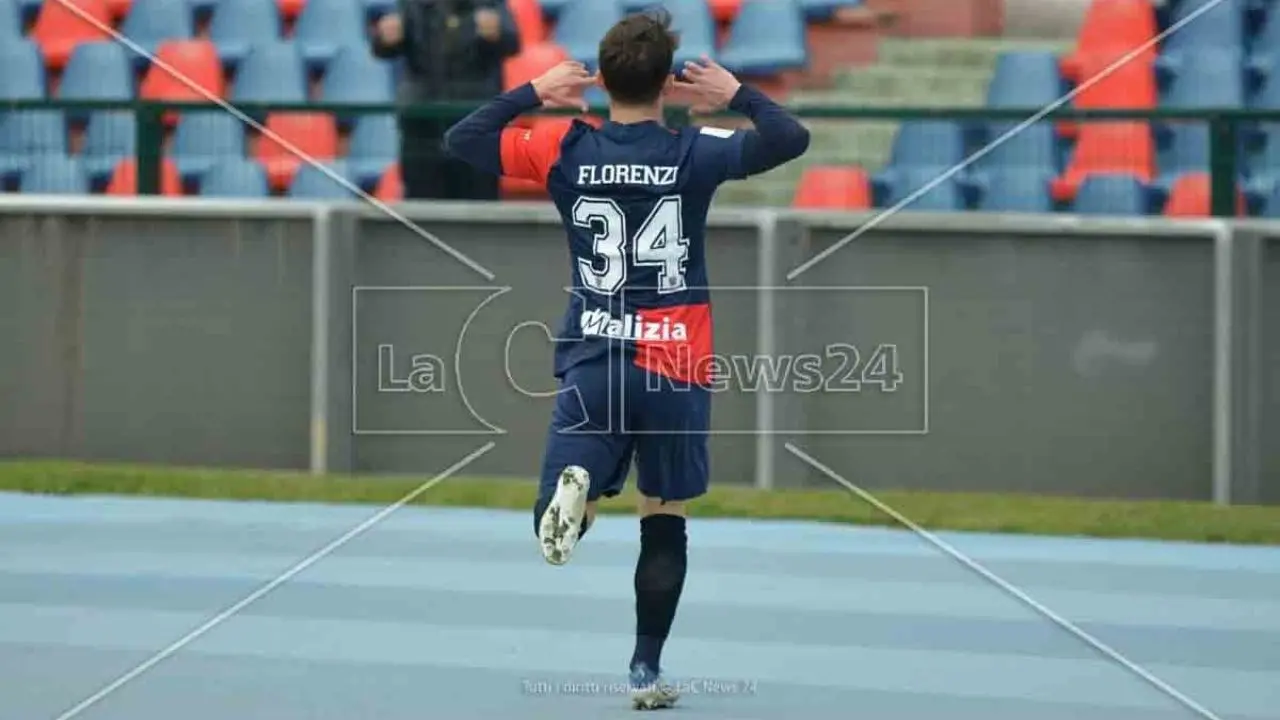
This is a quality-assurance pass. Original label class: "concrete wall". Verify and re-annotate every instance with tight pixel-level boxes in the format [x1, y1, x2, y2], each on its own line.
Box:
[0, 197, 1273, 505]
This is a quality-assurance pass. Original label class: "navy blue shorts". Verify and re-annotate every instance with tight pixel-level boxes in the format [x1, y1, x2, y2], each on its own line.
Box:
[537, 358, 711, 503]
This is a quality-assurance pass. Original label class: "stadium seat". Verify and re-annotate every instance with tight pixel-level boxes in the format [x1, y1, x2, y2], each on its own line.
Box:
[231, 42, 307, 112]
[718, 0, 808, 75]
[1250, 5, 1280, 73]
[1060, 0, 1157, 83]
[706, 0, 740, 23]
[120, 0, 194, 61]
[1257, 176, 1280, 217]
[209, 0, 282, 67]
[374, 162, 402, 201]
[104, 157, 183, 195]
[504, 42, 569, 91]
[345, 113, 396, 187]
[0, 42, 53, 180]
[1071, 173, 1149, 215]
[1161, 0, 1246, 58]
[20, 155, 88, 194]
[0, 40, 45, 100]
[555, 0, 622, 68]
[0, 0, 22, 40]
[507, 0, 547, 47]
[795, 0, 864, 21]
[59, 43, 133, 124]
[876, 168, 964, 211]
[1065, 53, 1156, 129]
[986, 51, 1063, 108]
[81, 111, 135, 183]
[171, 110, 246, 181]
[662, 0, 716, 67]
[199, 158, 269, 196]
[792, 165, 871, 210]
[1160, 172, 1245, 217]
[322, 47, 394, 126]
[288, 161, 356, 198]
[972, 168, 1055, 212]
[256, 112, 338, 189]
[140, 40, 225, 106]
[883, 120, 966, 169]
[978, 122, 1059, 172]
[292, 0, 365, 69]
[1053, 122, 1153, 201]
[32, 0, 112, 70]
[1156, 50, 1244, 182]
[536, 0, 573, 20]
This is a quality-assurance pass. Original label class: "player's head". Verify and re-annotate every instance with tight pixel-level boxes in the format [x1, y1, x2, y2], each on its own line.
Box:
[597, 9, 679, 109]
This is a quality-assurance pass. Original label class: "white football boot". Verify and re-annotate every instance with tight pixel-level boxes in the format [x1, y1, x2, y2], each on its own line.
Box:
[537, 465, 590, 565]
[629, 663, 680, 710]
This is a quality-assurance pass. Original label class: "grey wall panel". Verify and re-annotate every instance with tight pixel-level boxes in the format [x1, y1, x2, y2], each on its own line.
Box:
[1261, 237, 1280, 504]
[785, 222, 1216, 500]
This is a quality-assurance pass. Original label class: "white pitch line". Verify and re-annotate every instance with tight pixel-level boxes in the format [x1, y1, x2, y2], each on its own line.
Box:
[50, 442, 496, 720]
[52, 0, 495, 281]
[784, 442, 1225, 720]
[787, 0, 1229, 281]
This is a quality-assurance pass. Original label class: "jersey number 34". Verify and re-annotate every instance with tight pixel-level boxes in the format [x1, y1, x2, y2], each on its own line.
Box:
[572, 195, 689, 296]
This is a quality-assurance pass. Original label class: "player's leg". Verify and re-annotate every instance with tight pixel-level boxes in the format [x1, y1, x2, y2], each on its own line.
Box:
[626, 371, 711, 710]
[534, 361, 633, 565]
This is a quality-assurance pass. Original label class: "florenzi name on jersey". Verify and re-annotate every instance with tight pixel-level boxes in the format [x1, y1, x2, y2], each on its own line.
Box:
[576, 164, 678, 187]
[579, 309, 688, 342]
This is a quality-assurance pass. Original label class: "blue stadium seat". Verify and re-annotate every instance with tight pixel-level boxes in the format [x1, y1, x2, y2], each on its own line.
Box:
[209, 0, 282, 67]
[972, 168, 1055, 212]
[1072, 173, 1150, 215]
[199, 158, 269, 196]
[322, 47, 394, 126]
[876, 169, 964, 211]
[0, 40, 45, 100]
[554, 0, 622, 68]
[1256, 175, 1280, 217]
[345, 113, 396, 187]
[623, 0, 715, 66]
[538, 0, 573, 20]
[719, 0, 808, 75]
[0, 0, 22, 40]
[978, 122, 1059, 172]
[172, 111, 246, 181]
[796, 0, 863, 21]
[1249, 4, 1280, 70]
[288, 161, 356, 198]
[884, 120, 966, 168]
[231, 42, 306, 109]
[1245, 123, 1280, 192]
[584, 84, 608, 109]
[20, 155, 88, 194]
[59, 43, 133, 125]
[81, 111, 136, 185]
[120, 0, 194, 63]
[0, 111, 65, 181]
[1157, 50, 1244, 181]
[986, 51, 1063, 107]
[1161, 0, 1246, 58]
[293, 0, 365, 70]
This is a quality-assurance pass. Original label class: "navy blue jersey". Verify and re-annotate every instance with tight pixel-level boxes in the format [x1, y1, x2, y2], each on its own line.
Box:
[444, 82, 809, 383]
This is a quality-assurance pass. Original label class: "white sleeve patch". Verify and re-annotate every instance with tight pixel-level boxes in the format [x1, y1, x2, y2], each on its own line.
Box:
[699, 126, 736, 139]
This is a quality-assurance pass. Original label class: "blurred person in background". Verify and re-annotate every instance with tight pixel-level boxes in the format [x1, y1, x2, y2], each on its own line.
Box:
[371, 0, 520, 200]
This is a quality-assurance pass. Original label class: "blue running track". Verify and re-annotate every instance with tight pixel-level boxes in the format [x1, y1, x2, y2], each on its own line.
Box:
[0, 492, 1276, 719]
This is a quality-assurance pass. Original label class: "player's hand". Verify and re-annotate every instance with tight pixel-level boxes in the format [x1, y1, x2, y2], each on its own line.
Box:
[531, 61, 597, 112]
[673, 55, 742, 115]
[474, 8, 501, 41]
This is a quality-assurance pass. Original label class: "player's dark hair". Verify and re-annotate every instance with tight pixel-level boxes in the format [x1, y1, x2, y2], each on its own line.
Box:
[598, 9, 679, 106]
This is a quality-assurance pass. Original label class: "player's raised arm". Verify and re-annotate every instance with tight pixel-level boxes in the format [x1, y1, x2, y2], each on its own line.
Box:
[676, 57, 810, 180]
[443, 62, 596, 182]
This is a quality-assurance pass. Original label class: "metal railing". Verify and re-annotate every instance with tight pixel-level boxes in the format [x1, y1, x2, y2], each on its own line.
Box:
[4, 98, 1278, 214]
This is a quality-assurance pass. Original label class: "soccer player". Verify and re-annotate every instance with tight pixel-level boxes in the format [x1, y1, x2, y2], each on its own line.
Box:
[443, 9, 809, 710]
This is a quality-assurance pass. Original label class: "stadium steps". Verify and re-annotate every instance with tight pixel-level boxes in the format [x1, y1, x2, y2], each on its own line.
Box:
[716, 37, 1073, 207]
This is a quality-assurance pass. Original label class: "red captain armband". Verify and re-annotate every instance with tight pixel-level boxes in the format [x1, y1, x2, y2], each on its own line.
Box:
[499, 116, 602, 185]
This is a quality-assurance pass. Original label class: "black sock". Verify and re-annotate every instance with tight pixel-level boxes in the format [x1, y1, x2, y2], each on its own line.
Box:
[630, 514, 687, 674]
[532, 495, 590, 539]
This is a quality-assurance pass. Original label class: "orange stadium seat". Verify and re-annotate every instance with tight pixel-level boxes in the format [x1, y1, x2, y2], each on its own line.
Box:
[256, 112, 339, 189]
[504, 42, 568, 92]
[105, 158, 184, 195]
[1052, 122, 1153, 201]
[375, 163, 402, 201]
[792, 166, 871, 209]
[508, 0, 548, 47]
[1162, 173, 1245, 217]
[276, 0, 307, 21]
[104, 0, 133, 20]
[707, 0, 741, 23]
[1059, 0, 1157, 83]
[141, 40, 226, 105]
[32, 0, 113, 69]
